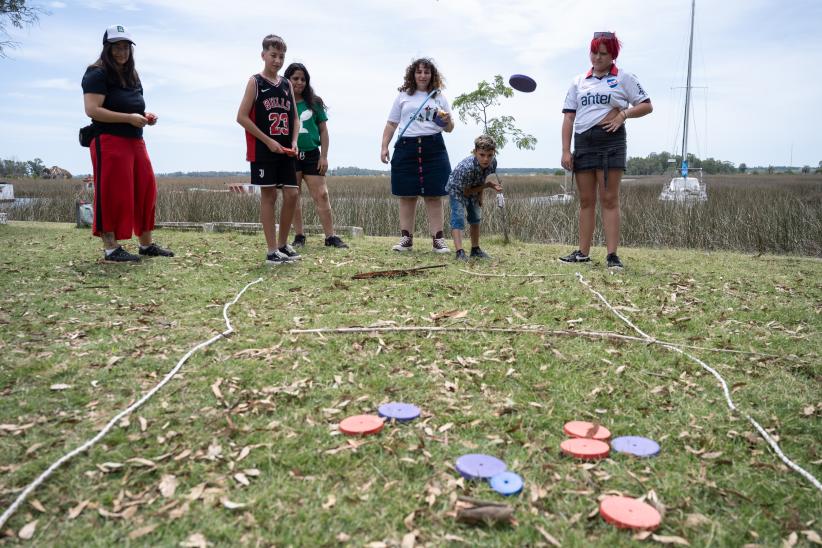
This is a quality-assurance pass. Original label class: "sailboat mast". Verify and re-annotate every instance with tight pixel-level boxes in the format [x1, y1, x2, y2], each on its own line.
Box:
[681, 0, 695, 177]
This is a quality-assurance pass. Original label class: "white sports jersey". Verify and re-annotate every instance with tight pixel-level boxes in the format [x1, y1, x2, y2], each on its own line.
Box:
[562, 65, 649, 134]
[388, 90, 451, 138]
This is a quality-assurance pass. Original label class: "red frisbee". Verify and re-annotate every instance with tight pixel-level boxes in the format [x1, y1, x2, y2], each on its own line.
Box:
[281, 147, 297, 157]
[339, 414, 384, 436]
[599, 496, 661, 530]
[560, 438, 610, 460]
[563, 420, 611, 441]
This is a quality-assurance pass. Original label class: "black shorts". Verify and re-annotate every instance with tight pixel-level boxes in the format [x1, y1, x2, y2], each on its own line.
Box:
[573, 125, 627, 172]
[250, 158, 297, 188]
[295, 148, 322, 177]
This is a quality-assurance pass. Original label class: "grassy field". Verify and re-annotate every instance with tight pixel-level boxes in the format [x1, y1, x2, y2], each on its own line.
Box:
[0, 222, 820, 546]
[4, 173, 822, 256]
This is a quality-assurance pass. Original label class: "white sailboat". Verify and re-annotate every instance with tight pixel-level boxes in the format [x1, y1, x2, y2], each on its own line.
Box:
[660, 0, 708, 202]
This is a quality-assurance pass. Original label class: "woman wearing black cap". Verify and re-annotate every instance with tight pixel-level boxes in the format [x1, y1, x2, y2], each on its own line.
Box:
[81, 25, 173, 262]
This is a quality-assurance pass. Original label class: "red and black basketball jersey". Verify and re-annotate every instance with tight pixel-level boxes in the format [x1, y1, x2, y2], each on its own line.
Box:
[245, 74, 295, 162]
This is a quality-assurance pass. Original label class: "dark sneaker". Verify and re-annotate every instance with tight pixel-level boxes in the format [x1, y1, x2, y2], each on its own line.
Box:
[278, 244, 302, 260]
[470, 247, 491, 259]
[455, 249, 468, 261]
[138, 243, 174, 257]
[606, 253, 624, 269]
[104, 246, 140, 263]
[292, 234, 306, 248]
[266, 249, 294, 265]
[392, 234, 413, 252]
[324, 235, 349, 249]
[559, 250, 590, 263]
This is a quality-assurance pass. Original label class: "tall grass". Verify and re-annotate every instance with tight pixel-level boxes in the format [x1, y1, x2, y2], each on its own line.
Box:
[4, 174, 821, 256]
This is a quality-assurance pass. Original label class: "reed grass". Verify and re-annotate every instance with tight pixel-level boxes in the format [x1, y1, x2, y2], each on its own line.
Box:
[4, 174, 820, 255]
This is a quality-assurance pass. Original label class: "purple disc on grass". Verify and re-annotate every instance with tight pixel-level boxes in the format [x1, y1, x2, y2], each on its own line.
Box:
[455, 454, 507, 480]
[509, 74, 537, 93]
[377, 402, 420, 422]
[611, 436, 660, 458]
[489, 472, 523, 496]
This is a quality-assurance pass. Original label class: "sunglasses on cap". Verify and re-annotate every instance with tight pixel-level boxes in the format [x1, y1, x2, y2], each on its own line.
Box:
[593, 31, 615, 39]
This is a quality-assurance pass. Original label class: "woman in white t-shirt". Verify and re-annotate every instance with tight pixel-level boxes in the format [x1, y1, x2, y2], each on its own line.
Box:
[380, 58, 455, 253]
[559, 32, 652, 269]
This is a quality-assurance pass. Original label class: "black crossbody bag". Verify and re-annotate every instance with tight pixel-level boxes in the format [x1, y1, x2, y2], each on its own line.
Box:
[79, 124, 96, 147]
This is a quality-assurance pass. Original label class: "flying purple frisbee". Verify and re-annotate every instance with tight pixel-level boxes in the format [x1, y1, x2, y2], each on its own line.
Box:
[509, 74, 537, 93]
[455, 454, 507, 480]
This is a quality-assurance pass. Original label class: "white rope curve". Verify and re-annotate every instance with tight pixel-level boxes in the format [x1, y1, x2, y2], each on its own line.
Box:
[575, 272, 821, 492]
[0, 277, 263, 530]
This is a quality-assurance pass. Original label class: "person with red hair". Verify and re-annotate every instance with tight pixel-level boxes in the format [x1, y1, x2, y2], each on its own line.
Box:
[559, 31, 652, 269]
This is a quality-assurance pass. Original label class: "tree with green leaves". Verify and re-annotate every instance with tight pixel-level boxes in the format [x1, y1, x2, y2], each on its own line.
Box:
[0, 0, 44, 58]
[738, 162, 747, 174]
[452, 75, 536, 152]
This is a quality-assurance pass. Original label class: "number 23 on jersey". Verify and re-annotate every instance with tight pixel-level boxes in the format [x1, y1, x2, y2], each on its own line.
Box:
[269, 112, 289, 136]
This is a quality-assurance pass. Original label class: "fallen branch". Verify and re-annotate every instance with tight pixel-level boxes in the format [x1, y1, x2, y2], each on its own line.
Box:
[455, 497, 514, 526]
[351, 264, 446, 279]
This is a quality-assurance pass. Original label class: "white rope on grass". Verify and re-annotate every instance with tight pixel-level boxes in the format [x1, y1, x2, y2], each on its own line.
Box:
[575, 272, 822, 492]
[0, 277, 264, 530]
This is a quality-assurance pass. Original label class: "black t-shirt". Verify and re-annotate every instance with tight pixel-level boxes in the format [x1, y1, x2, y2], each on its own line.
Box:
[81, 66, 145, 138]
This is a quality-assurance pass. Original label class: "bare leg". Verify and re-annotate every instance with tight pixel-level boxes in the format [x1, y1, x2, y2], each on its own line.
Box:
[304, 174, 334, 236]
[398, 197, 418, 233]
[451, 228, 464, 251]
[575, 171, 598, 255]
[260, 187, 278, 252]
[598, 169, 622, 254]
[469, 223, 480, 248]
[292, 174, 305, 236]
[423, 196, 443, 236]
[138, 231, 152, 247]
[278, 187, 299, 248]
[101, 232, 118, 250]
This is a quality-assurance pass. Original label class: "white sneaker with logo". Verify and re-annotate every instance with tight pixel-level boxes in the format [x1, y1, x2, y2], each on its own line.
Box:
[392, 235, 413, 252]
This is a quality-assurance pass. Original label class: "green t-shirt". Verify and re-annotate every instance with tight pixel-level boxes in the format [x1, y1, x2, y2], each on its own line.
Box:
[296, 100, 328, 152]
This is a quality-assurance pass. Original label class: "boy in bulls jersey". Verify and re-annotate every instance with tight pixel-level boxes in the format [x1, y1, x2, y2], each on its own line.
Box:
[236, 34, 301, 265]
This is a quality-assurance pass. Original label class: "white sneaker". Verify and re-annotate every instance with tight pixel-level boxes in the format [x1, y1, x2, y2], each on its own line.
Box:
[432, 237, 450, 254]
[392, 235, 413, 252]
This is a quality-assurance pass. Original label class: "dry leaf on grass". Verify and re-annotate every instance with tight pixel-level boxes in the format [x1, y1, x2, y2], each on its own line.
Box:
[29, 499, 46, 513]
[802, 530, 822, 545]
[180, 532, 209, 547]
[430, 309, 468, 321]
[535, 525, 561, 546]
[67, 500, 90, 519]
[50, 384, 71, 391]
[322, 495, 336, 509]
[401, 531, 418, 548]
[159, 474, 178, 497]
[685, 513, 712, 527]
[220, 497, 248, 510]
[18, 520, 37, 540]
[652, 534, 690, 545]
[701, 451, 723, 460]
[211, 379, 223, 400]
[128, 524, 158, 540]
[783, 532, 798, 548]
[455, 497, 514, 526]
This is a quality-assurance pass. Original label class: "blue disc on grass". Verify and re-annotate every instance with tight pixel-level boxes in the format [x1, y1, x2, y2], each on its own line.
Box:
[377, 402, 421, 422]
[455, 454, 507, 480]
[611, 436, 660, 458]
[489, 472, 523, 496]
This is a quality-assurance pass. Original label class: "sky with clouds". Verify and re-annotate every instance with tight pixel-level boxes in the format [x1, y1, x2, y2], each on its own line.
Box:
[0, 0, 820, 175]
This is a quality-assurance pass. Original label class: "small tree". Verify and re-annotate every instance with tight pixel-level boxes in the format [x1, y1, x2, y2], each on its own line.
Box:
[801, 165, 810, 174]
[0, 1, 45, 58]
[452, 75, 536, 152]
[738, 162, 747, 174]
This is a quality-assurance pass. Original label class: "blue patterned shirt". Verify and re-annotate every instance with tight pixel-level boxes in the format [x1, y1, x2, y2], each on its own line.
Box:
[445, 156, 497, 203]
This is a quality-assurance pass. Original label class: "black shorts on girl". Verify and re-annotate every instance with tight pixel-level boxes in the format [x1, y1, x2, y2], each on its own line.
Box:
[250, 157, 298, 188]
[295, 148, 322, 176]
[573, 124, 627, 172]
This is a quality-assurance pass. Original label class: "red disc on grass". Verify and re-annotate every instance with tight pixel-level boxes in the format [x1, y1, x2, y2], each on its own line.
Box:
[599, 496, 661, 530]
[563, 420, 611, 440]
[560, 438, 610, 460]
[339, 414, 384, 436]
